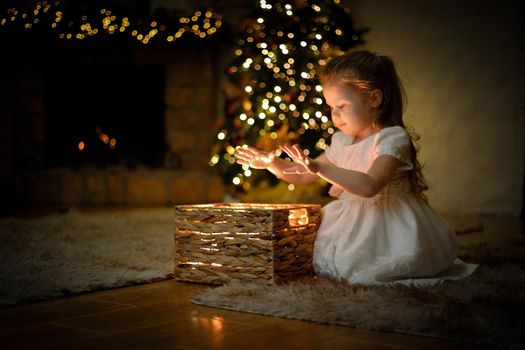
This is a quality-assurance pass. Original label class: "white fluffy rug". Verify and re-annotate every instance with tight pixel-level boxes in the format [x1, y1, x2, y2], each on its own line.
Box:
[192, 238, 525, 349]
[0, 208, 174, 307]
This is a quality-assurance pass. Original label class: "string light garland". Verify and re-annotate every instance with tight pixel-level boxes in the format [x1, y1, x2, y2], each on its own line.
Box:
[0, 1, 222, 44]
[210, 0, 366, 190]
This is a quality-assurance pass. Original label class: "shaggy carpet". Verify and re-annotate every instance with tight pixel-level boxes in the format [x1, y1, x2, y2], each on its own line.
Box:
[192, 238, 525, 349]
[0, 208, 175, 307]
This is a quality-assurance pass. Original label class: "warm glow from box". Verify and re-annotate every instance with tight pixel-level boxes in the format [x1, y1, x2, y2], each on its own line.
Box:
[289, 208, 308, 226]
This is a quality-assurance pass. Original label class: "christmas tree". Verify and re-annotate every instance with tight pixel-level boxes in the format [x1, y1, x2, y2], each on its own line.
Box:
[211, 0, 366, 195]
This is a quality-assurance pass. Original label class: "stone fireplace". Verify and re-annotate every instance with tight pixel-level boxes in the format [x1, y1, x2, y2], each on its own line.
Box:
[5, 43, 226, 208]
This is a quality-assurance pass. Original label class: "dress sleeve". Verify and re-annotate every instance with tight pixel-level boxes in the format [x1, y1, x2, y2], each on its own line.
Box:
[324, 131, 343, 164]
[373, 126, 413, 171]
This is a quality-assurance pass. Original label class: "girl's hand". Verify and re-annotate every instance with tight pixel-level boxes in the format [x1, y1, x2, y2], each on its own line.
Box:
[280, 144, 320, 174]
[235, 146, 275, 169]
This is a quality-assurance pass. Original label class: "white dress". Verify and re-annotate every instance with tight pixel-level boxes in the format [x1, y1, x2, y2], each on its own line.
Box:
[315, 126, 477, 285]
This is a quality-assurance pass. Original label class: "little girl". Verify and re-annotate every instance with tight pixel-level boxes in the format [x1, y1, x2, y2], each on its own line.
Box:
[235, 50, 477, 285]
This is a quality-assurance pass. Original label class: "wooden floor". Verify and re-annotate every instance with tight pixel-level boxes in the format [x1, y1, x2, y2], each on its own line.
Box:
[0, 214, 522, 350]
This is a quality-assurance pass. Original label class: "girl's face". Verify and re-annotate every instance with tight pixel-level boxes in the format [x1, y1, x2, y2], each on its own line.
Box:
[322, 82, 380, 140]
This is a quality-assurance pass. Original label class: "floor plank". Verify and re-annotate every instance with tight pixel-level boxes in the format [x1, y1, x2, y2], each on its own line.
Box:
[0, 297, 134, 330]
[0, 322, 102, 349]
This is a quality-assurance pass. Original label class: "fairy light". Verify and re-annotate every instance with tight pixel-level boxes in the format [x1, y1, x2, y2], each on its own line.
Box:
[1, 2, 222, 44]
[209, 154, 219, 166]
[260, 0, 272, 10]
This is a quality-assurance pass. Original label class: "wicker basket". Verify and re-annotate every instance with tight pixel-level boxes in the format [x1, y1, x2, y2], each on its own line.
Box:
[174, 203, 322, 285]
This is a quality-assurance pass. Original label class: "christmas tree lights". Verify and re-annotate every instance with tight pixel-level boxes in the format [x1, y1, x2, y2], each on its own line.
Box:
[211, 0, 366, 193]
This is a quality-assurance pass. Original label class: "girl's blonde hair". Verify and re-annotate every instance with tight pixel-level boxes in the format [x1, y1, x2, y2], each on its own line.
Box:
[319, 50, 428, 202]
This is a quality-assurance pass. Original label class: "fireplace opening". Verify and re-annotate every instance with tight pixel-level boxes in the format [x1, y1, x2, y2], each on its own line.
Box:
[43, 63, 165, 168]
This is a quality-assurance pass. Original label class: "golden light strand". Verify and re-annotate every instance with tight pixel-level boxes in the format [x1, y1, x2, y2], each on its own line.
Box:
[1, 1, 222, 44]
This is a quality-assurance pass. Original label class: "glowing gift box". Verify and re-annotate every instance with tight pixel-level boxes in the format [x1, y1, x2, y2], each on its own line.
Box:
[174, 203, 322, 285]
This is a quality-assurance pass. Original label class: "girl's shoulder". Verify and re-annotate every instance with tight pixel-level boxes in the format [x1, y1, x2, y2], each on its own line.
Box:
[373, 126, 413, 168]
[378, 125, 409, 138]
[373, 126, 410, 146]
